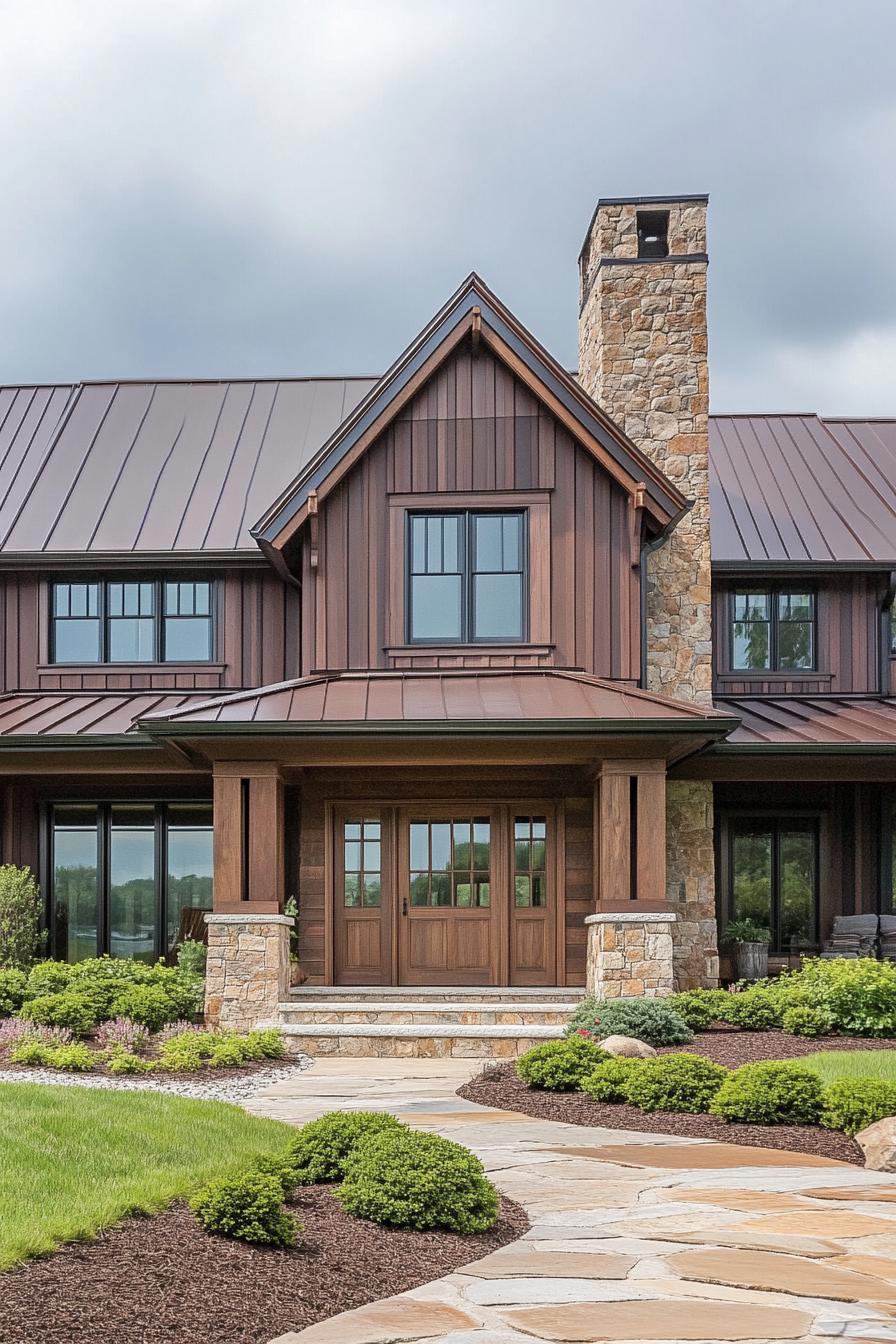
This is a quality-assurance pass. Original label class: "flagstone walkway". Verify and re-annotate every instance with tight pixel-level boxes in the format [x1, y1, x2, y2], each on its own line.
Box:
[244, 1059, 896, 1344]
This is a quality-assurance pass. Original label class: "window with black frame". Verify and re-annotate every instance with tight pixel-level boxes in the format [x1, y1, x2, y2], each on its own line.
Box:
[407, 511, 526, 643]
[49, 803, 213, 962]
[51, 579, 213, 663]
[726, 815, 819, 954]
[731, 590, 815, 671]
[887, 794, 896, 914]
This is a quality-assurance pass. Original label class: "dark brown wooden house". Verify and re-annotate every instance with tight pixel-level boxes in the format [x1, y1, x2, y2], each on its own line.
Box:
[1, 195, 894, 1038]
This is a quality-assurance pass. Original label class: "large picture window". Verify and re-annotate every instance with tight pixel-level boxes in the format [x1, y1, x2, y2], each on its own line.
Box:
[407, 511, 526, 643]
[49, 802, 213, 962]
[731, 590, 815, 671]
[885, 794, 896, 914]
[725, 814, 819, 954]
[51, 580, 214, 664]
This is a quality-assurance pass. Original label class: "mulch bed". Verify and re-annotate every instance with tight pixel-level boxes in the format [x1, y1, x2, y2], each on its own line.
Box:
[458, 1030, 896, 1168]
[0, 1187, 527, 1344]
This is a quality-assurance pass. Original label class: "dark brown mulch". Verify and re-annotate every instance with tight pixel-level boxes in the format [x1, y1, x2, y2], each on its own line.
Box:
[0, 1187, 527, 1344]
[457, 1026, 896, 1168]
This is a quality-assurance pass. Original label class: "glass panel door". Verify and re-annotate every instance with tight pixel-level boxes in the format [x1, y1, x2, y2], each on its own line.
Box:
[728, 816, 818, 954]
[52, 806, 100, 962]
[109, 806, 156, 963]
[166, 804, 213, 953]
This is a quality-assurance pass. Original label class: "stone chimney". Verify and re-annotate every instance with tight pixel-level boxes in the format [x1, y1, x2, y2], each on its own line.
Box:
[578, 194, 718, 990]
[578, 195, 712, 707]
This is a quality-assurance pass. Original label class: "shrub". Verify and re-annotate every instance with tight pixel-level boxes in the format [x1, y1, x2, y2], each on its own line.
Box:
[243, 1028, 286, 1060]
[339, 1128, 498, 1233]
[24, 961, 75, 999]
[46, 1043, 94, 1072]
[782, 1005, 832, 1038]
[0, 968, 27, 1018]
[176, 939, 207, 977]
[667, 989, 733, 1031]
[110, 984, 187, 1032]
[582, 1056, 642, 1102]
[95, 1017, 150, 1055]
[565, 997, 692, 1048]
[821, 1078, 896, 1136]
[190, 1172, 299, 1248]
[284, 1110, 406, 1184]
[19, 992, 99, 1037]
[721, 987, 779, 1031]
[516, 1035, 608, 1091]
[710, 1061, 825, 1125]
[9, 1038, 51, 1066]
[622, 1053, 729, 1114]
[107, 1050, 155, 1076]
[0, 865, 45, 970]
[793, 958, 896, 1037]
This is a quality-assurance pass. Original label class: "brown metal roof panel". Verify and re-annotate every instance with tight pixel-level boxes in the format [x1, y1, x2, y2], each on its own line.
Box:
[0, 386, 77, 547]
[177, 383, 275, 552]
[717, 696, 896, 747]
[0, 692, 201, 738]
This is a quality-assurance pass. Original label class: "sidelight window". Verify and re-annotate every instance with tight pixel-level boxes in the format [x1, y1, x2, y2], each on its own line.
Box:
[407, 511, 526, 643]
[409, 817, 491, 907]
[51, 579, 214, 663]
[731, 590, 815, 671]
[726, 815, 818, 954]
[50, 803, 213, 962]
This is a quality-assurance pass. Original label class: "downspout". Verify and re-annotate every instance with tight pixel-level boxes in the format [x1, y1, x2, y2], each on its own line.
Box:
[639, 499, 694, 690]
[881, 570, 896, 696]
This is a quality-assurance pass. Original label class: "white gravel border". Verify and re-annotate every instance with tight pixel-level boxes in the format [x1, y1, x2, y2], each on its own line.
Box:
[0, 1059, 312, 1103]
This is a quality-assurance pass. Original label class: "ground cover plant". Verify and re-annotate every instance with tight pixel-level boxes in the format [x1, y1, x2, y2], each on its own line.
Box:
[0, 1018, 286, 1075]
[0, 1083, 293, 1268]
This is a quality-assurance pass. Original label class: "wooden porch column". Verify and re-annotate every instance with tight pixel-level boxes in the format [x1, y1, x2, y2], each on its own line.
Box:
[212, 761, 284, 914]
[594, 759, 667, 911]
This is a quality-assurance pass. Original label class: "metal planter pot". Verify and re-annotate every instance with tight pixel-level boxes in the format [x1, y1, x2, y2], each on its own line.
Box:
[735, 940, 769, 982]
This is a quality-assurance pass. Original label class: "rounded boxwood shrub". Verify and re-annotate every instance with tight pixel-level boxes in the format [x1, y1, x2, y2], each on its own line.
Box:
[621, 1053, 729, 1114]
[781, 1005, 832, 1038]
[821, 1078, 896, 1136]
[667, 989, 733, 1032]
[566, 997, 692, 1048]
[24, 961, 76, 998]
[284, 1110, 406, 1184]
[110, 984, 186, 1032]
[339, 1128, 499, 1233]
[516, 1035, 608, 1091]
[582, 1056, 642, 1102]
[720, 988, 779, 1031]
[190, 1172, 300, 1247]
[710, 1061, 824, 1125]
[0, 968, 27, 1018]
[19, 992, 99, 1037]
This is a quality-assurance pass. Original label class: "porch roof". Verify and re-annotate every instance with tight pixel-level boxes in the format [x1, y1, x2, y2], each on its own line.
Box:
[0, 691, 205, 743]
[714, 695, 896, 751]
[138, 669, 736, 737]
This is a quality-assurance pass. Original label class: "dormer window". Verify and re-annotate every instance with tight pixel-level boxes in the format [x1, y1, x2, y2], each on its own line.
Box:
[51, 579, 214, 664]
[732, 590, 815, 671]
[407, 511, 526, 644]
[636, 209, 669, 259]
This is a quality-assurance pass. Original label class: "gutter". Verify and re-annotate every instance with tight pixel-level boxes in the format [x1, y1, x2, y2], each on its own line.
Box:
[137, 715, 739, 741]
[639, 500, 693, 689]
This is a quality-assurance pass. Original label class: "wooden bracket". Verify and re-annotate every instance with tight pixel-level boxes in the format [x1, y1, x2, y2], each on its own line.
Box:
[308, 489, 320, 570]
[629, 483, 647, 568]
[471, 306, 482, 357]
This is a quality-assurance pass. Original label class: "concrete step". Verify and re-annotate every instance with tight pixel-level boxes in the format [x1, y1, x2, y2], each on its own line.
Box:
[265, 1020, 566, 1059]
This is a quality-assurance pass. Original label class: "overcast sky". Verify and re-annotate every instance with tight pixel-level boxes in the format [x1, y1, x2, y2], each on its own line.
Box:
[1, 1, 894, 413]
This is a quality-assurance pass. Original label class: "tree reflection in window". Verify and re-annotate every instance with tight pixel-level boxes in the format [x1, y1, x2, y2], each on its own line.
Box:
[409, 818, 490, 908]
[729, 816, 818, 954]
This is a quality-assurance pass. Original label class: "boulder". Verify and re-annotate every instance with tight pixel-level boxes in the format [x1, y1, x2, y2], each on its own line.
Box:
[856, 1116, 896, 1172]
[598, 1034, 657, 1059]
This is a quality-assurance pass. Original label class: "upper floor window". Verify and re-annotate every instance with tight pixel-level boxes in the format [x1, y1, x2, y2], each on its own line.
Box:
[731, 590, 815, 672]
[407, 511, 526, 644]
[51, 580, 213, 664]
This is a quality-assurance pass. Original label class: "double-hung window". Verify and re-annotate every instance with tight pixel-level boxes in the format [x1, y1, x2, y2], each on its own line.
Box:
[407, 511, 526, 643]
[731, 590, 815, 671]
[51, 579, 214, 663]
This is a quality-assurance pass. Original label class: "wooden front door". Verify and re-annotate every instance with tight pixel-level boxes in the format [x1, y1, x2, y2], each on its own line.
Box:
[398, 810, 498, 985]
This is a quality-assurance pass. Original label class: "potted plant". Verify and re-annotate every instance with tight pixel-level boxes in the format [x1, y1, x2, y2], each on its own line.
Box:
[284, 896, 306, 986]
[724, 918, 771, 982]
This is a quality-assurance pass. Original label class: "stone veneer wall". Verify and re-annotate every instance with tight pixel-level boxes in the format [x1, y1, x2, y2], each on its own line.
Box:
[585, 912, 676, 998]
[204, 913, 291, 1031]
[578, 197, 718, 989]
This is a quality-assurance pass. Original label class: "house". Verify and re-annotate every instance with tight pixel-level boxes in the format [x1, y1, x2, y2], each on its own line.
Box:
[1, 194, 894, 1051]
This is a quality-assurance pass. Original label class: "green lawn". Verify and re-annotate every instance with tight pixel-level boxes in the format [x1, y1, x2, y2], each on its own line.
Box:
[799, 1050, 896, 1085]
[0, 1083, 293, 1268]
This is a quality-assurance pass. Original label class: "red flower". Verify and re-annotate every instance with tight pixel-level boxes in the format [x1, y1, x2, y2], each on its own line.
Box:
[576, 1028, 591, 1037]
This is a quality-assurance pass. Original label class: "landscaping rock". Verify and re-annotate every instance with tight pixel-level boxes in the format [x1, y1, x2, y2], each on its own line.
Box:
[598, 1034, 657, 1058]
[856, 1115, 896, 1171]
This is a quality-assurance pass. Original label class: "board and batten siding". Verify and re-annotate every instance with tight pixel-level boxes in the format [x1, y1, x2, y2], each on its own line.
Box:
[713, 572, 891, 696]
[299, 346, 641, 680]
[0, 567, 301, 693]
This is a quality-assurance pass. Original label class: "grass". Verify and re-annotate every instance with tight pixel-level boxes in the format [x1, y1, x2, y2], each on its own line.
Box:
[798, 1050, 896, 1085]
[0, 1083, 293, 1269]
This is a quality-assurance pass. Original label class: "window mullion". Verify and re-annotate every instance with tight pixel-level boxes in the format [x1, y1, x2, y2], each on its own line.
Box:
[464, 511, 472, 643]
[156, 579, 163, 662]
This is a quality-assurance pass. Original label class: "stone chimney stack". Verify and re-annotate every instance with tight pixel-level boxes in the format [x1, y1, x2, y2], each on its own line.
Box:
[577, 195, 712, 707]
[578, 195, 718, 990]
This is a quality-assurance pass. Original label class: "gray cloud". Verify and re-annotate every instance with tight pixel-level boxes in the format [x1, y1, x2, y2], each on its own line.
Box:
[0, 0, 894, 413]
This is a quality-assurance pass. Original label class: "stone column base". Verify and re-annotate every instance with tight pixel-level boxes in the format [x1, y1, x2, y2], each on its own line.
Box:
[204, 913, 292, 1031]
[585, 912, 676, 999]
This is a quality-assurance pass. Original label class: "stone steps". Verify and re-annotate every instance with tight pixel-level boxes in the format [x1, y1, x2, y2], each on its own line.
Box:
[272, 985, 583, 1057]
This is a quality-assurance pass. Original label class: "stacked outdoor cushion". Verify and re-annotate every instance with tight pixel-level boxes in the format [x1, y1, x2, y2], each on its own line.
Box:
[879, 915, 896, 962]
[819, 914, 879, 960]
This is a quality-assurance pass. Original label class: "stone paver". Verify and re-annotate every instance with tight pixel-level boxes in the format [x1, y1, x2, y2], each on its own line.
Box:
[245, 1059, 896, 1344]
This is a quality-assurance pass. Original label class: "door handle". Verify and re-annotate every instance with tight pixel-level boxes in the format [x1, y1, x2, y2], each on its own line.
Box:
[402, 898, 408, 917]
